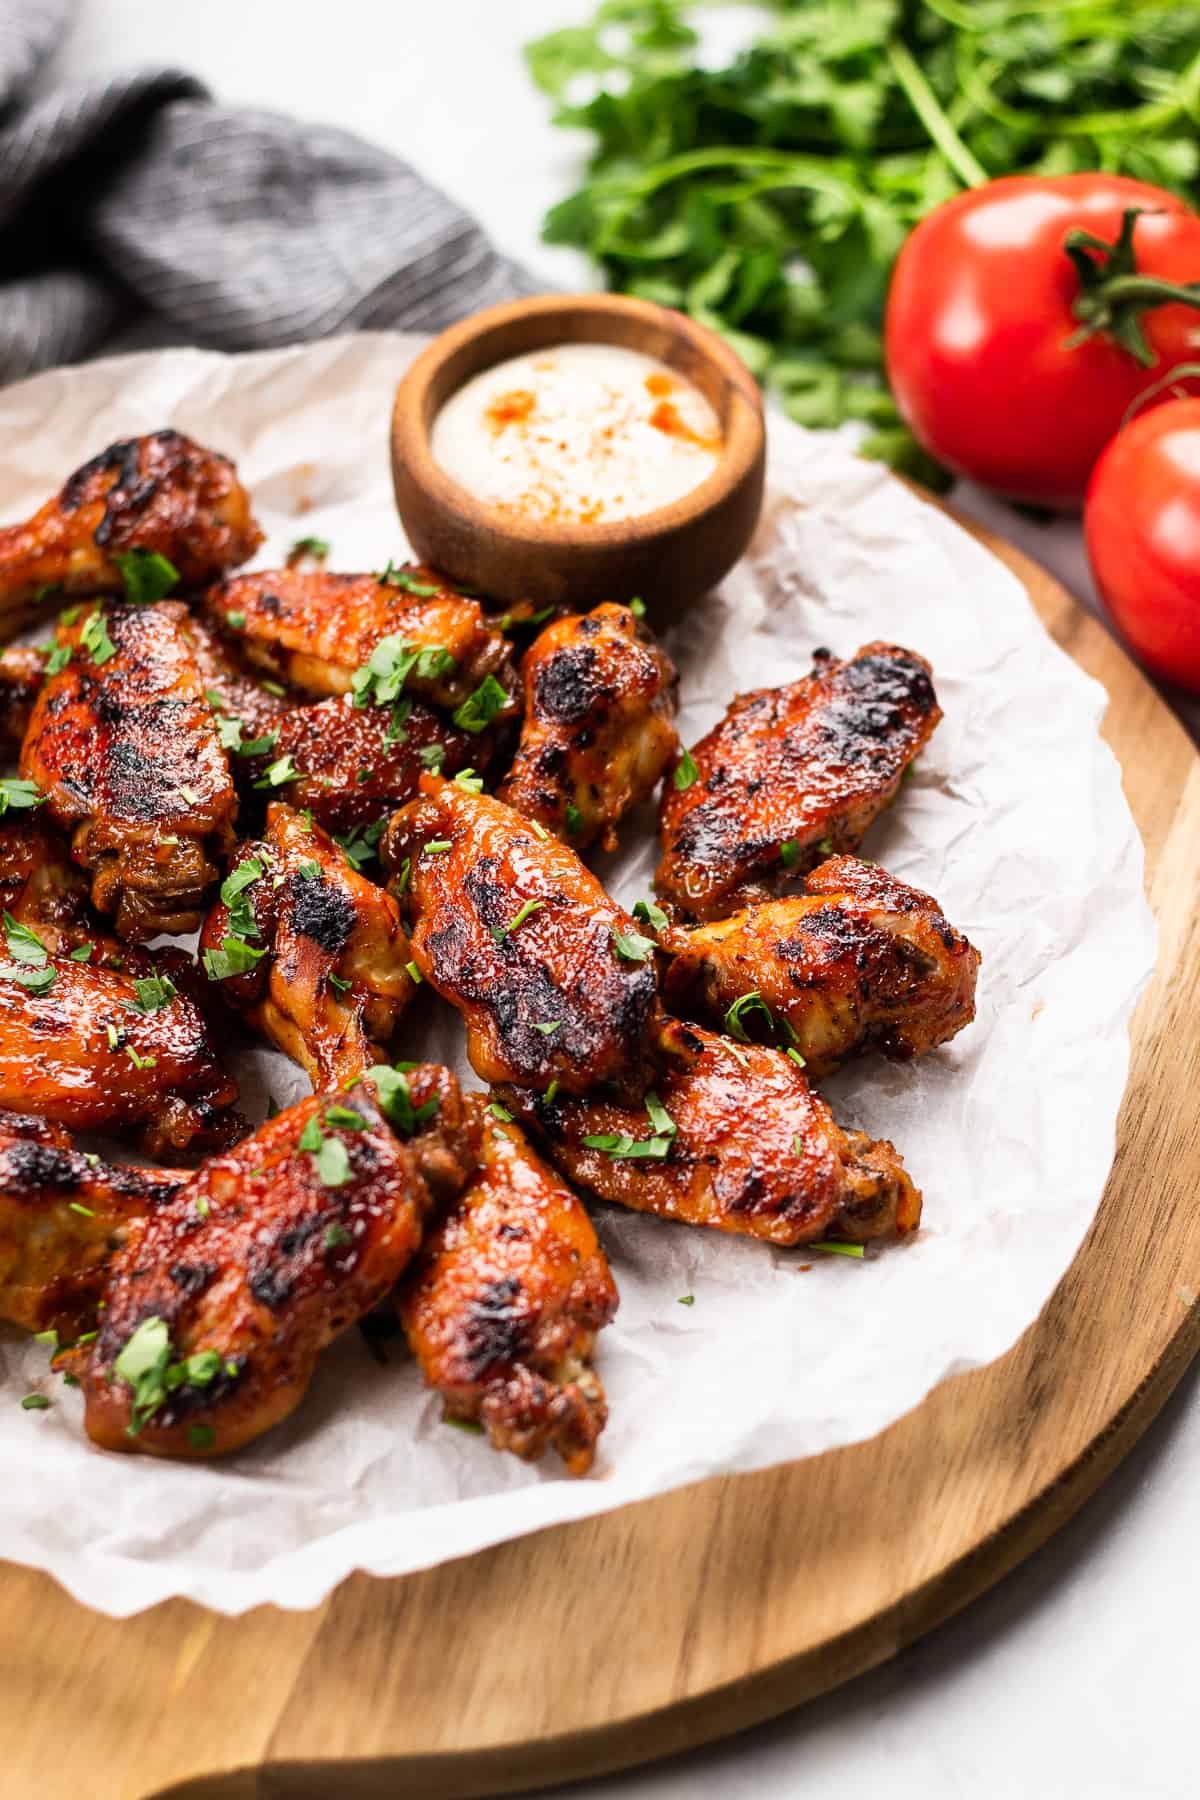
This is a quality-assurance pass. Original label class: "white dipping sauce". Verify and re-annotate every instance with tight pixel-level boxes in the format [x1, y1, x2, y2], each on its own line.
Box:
[431, 342, 724, 525]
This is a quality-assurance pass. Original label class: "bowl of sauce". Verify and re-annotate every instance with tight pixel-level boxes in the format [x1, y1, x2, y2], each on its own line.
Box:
[391, 293, 766, 616]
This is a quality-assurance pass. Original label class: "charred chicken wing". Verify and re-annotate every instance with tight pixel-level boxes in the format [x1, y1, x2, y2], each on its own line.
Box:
[497, 602, 678, 852]
[0, 645, 46, 751]
[201, 566, 517, 716]
[0, 814, 93, 953]
[0, 1110, 186, 1335]
[0, 913, 240, 1154]
[661, 856, 979, 1077]
[398, 1102, 618, 1476]
[499, 1020, 921, 1249]
[76, 1065, 473, 1458]
[385, 775, 660, 1102]
[20, 600, 239, 938]
[0, 431, 261, 642]
[199, 803, 415, 1087]
[656, 643, 942, 920]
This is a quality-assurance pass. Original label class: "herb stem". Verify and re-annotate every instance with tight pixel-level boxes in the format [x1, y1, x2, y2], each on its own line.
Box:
[885, 41, 987, 188]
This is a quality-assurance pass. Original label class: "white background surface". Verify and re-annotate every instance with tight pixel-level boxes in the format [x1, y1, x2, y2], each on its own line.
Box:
[36, 5, 1200, 1796]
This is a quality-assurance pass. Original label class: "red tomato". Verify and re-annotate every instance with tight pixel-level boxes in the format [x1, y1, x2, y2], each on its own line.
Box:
[885, 174, 1200, 508]
[1085, 398, 1200, 692]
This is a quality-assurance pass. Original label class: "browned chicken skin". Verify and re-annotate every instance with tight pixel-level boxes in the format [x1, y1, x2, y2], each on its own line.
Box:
[0, 644, 46, 751]
[181, 613, 291, 742]
[199, 803, 415, 1088]
[76, 1064, 474, 1459]
[656, 642, 942, 920]
[20, 600, 239, 939]
[499, 1020, 921, 1249]
[0, 1110, 186, 1335]
[201, 565, 518, 716]
[0, 814, 94, 952]
[497, 602, 678, 852]
[0, 431, 261, 643]
[398, 1102, 618, 1476]
[385, 775, 660, 1102]
[661, 856, 980, 1078]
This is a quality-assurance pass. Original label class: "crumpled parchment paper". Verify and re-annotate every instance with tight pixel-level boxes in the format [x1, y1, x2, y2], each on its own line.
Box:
[0, 334, 1156, 1616]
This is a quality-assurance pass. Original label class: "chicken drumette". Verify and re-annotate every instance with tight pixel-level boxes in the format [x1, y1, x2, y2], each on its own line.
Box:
[656, 642, 942, 920]
[201, 565, 518, 718]
[0, 813, 93, 952]
[0, 1111, 186, 1336]
[499, 1020, 921, 1249]
[20, 600, 238, 938]
[398, 1102, 618, 1476]
[74, 1064, 476, 1458]
[661, 856, 980, 1077]
[0, 645, 46, 752]
[199, 803, 416, 1087]
[0, 431, 261, 643]
[497, 602, 678, 852]
[384, 775, 660, 1102]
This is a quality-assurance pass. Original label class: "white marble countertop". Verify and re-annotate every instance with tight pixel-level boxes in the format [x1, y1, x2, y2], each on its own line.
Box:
[49, 7, 1200, 1796]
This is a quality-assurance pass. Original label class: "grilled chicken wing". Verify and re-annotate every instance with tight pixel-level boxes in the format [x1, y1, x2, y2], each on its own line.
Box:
[20, 600, 238, 938]
[499, 1020, 921, 1249]
[0, 645, 46, 750]
[75, 1065, 474, 1458]
[199, 803, 415, 1087]
[656, 643, 942, 920]
[0, 431, 261, 643]
[661, 857, 980, 1077]
[398, 1102, 617, 1476]
[0, 920, 240, 1154]
[0, 815, 93, 953]
[384, 775, 660, 1102]
[497, 602, 678, 852]
[201, 566, 518, 716]
[182, 613, 291, 742]
[0, 1111, 186, 1335]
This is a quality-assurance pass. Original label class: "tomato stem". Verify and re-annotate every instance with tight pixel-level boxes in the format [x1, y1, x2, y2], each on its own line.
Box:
[1064, 209, 1200, 367]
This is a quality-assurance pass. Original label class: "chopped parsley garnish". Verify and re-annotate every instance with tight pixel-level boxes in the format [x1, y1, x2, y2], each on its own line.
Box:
[178, 784, 200, 805]
[365, 1063, 439, 1137]
[564, 801, 583, 836]
[451, 674, 509, 734]
[291, 536, 330, 561]
[393, 855, 412, 895]
[673, 748, 699, 792]
[195, 1196, 210, 1219]
[628, 596, 646, 619]
[0, 778, 45, 818]
[612, 928, 655, 963]
[298, 1115, 323, 1153]
[780, 838, 801, 869]
[217, 716, 280, 758]
[644, 1091, 677, 1138]
[351, 634, 455, 709]
[724, 989, 776, 1044]
[488, 1101, 514, 1122]
[530, 820, 549, 841]
[545, 1078, 560, 1104]
[419, 743, 446, 773]
[203, 936, 267, 981]
[376, 562, 439, 596]
[531, 1020, 560, 1036]
[323, 1222, 353, 1249]
[254, 753, 302, 790]
[677, 1294, 695, 1307]
[133, 973, 177, 1014]
[1, 913, 54, 993]
[113, 548, 179, 606]
[80, 609, 116, 666]
[817, 836, 835, 855]
[453, 768, 484, 794]
[189, 1424, 216, 1450]
[297, 859, 321, 881]
[787, 1047, 807, 1069]
[68, 1201, 95, 1217]
[226, 609, 247, 630]
[334, 816, 388, 873]
[325, 1105, 365, 1130]
[632, 897, 669, 933]
[445, 1414, 484, 1434]
[45, 643, 71, 675]
[126, 1046, 157, 1070]
[316, 1136, 352, 1188]
[583, 1132, 672, 1160]
[220, 857, 263, 939]
[492, 898, 544, 942]
[385, 698, 413, 744]
[405, 959, 422, 984]
[424, 839, 452, 855]
[21, 1394, 50, 1411]
[105, 1023, 121, 1049]
[813, 1241, 865, 1259]
[114, 1317, 227, 1437]
[329, 972, 352, 995]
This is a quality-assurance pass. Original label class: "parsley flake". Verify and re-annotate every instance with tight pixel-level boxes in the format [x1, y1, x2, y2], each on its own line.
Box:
[673, 748, 699, 792]
[452, 674, 510, 734]
[80, 609, 117, 666]
[612, 928, 655, 963]
[113, 549, 178, 606]
[254, 753, 302, 790]
[133, 973, 177, 1014]
[488, 1101, 514, 1122]
[492, 898, 544, 942]
[632, 897, 669, 933]
[0, 778, 45, 819]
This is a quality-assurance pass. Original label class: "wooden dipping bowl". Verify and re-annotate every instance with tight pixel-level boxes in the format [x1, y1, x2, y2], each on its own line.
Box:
[390, 292, 767, 617]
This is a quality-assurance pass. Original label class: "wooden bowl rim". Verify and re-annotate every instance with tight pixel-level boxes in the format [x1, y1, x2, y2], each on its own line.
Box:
[390, 292, 766, 552]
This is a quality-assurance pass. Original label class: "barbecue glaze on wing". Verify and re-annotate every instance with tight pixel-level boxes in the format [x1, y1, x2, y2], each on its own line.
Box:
[0, 645, 46, 751]
[656, 642, 942, 920]
[661, 856, 979, 1076]
[20, 600, 238, 939]
[0, 431, 261, 643]
[384, 775, 660, 1102]
[498, 603, 678, 852]
[499, 1020, 921, 1249]
[76, 1066, 473, 1458]
[398, 1102, 618, 1476]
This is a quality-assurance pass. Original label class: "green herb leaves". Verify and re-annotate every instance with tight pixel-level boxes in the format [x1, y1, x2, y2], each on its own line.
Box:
[1, 912, 54, 995]
[80, 609, 116, 666]
[114, 1316, 229, 1438]
[0, 777, 44, 819]
[113, 549, 179, 606]
[351, 634, 455, 709]
[612, 928, 656, 963]
[673, 748, 698, 792]
[452, 674, 509, 734]
[365, 1063, 440, 1137]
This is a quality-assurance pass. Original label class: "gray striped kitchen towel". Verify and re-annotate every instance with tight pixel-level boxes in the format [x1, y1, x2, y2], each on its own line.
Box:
[0, 0, 532, 382]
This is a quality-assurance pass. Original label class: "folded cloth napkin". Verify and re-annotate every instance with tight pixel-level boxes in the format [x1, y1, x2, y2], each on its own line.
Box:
[0, 0, 532, 383]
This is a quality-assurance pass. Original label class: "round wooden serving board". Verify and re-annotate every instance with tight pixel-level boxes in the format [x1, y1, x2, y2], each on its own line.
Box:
[2, 508, 1198, 1800]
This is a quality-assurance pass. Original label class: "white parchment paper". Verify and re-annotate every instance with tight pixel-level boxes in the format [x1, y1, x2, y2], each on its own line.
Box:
[0, 335, 1155, 1617]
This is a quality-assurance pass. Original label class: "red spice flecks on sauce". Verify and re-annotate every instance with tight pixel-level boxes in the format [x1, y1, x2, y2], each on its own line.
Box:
[485, 389, 537, 434]
[645, 372, 675, 398]
[648, 399, 722, 454]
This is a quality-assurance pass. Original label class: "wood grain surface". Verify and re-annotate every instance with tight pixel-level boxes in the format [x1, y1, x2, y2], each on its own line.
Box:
[2, 509, 1197, 1800]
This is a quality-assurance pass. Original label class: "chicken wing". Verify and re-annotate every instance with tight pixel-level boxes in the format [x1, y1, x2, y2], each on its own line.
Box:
[398, 1102, 618, 1476]
[0, 913, 240, 1154]
[75, 1064, 474, 1458]
[0, 814, 93, 954]
[0, 431, 261, 643]
[20, 600, 238, 938]
[661, 856, 980, 1077]
[497, 602, 678, 852]
[199, 803, 415, 1087]
[498, 1020, 921, 1249]
[182, 613, 291, 743]
[0, 1111, 186, 1336]
[0, 645, 46, 751]
[384, 774, 660, 1102]
[656, 643, 942, 920]
[201, 565, 518, 717]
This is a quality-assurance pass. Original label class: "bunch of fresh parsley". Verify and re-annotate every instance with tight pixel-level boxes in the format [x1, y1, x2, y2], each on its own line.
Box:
[527, 0, 1200, 482]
